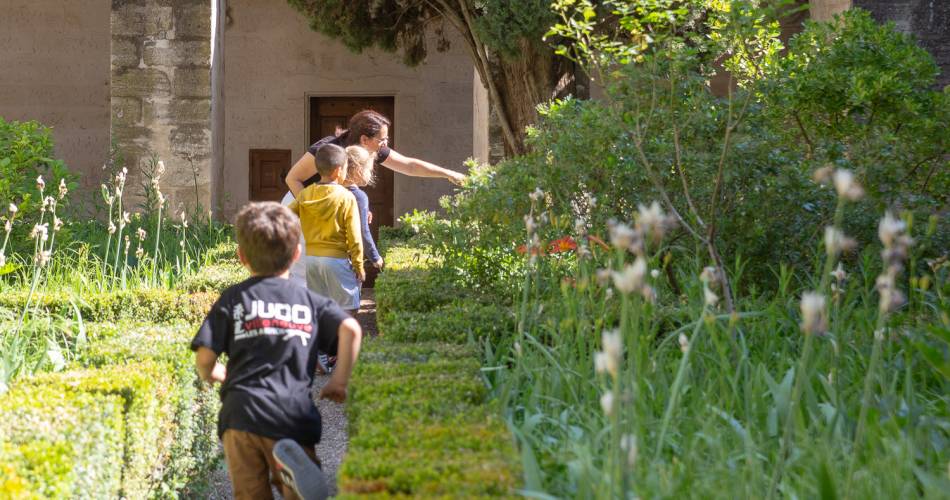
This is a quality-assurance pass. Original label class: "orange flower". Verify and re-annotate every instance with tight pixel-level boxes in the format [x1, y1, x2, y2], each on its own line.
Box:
[548, 236, 578, 254]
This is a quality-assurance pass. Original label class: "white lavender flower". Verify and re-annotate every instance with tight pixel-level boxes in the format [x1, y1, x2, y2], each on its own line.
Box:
[800, 292, 827, 335]
[612, 257, 647, 294]
[833, 169, 864, 201]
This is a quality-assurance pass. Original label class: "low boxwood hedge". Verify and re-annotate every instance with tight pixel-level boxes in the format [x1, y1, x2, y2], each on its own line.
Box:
[378, 301, 515, 344]
[338, 235, 520, 497]
[178, 261, 247, 293]
[0, 289, 216, 324]
[0, 323, 220, 499]
[338, 340, 519, 497]
[0, 386, 125, 499]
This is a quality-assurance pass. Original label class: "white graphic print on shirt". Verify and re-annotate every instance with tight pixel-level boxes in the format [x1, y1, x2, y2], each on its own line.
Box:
[233, 299, 313, 346]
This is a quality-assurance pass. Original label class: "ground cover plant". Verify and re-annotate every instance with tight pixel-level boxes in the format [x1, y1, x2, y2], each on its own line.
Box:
[402, 3, 950, 498]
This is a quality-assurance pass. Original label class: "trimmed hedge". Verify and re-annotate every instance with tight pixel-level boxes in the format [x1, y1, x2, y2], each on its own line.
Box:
[0, 323, 220, 499]
[178, 261, 247, 293]
[0, 289, 216, 323]
[0, 386, 124, 499]
[338, 236, 520, 497]
[338, 341, 519, 497]
[379, 302, 515, 344]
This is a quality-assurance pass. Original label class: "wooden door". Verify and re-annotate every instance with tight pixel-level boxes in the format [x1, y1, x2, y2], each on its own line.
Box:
[310, 96, 395, 288]
[249, 149, 292, 202]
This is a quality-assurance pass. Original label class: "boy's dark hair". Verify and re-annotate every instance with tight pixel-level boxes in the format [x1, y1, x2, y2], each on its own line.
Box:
[235, 202, 300, 275]
[314, 144, 347, 178]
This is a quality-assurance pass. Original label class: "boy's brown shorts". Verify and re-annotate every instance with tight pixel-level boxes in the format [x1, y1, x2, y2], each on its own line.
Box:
[222, 429, 319, 500]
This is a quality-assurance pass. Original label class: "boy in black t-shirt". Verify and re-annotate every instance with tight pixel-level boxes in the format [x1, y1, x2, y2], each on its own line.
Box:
[191, 202, 362, 500]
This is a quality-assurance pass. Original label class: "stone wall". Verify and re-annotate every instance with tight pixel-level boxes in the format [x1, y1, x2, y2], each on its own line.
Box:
[0, 1, 111, 193]
[854, 0, 950, 87]
[222, 0, 474, 220]
[111, 0, 212, 212]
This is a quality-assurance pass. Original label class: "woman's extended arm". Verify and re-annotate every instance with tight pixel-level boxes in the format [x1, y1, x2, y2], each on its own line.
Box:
[285, 152, 318, 197]
[381, 150, 465, 184]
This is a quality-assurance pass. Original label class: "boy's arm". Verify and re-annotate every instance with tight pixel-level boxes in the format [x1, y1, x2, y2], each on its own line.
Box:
[319, 318, 363, 403]
[195, 347, 227, 384]
[343, 199, 365, 280]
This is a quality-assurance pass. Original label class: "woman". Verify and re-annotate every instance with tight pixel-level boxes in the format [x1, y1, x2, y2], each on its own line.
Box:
[284, 110, 465, 199]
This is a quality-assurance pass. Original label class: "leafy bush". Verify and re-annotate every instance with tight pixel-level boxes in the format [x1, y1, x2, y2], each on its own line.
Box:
[0, 117, 75, 226]
[757, 8, 950, 246]
[0, 323, 220, 498]
[0, 289, 215, 324]
[379, 302, 515, 344]
[421, 7, 949, 295]
[0, 386, 124, 499]
[178, 261, 247, 293]
[338, 340, 519, 497]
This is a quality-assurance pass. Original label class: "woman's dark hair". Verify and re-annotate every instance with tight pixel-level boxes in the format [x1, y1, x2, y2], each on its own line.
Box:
[341, 110, 391, 146]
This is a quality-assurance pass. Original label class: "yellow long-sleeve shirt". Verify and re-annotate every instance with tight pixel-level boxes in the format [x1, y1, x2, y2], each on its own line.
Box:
[288, 183, 364, 275]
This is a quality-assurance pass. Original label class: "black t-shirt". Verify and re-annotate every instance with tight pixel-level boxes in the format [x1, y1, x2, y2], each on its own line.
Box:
[190, 276, 349, 445]
[303, 134, 392, 187]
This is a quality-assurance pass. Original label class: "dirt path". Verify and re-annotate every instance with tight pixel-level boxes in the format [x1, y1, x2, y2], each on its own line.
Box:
[205, 290, 377, 499]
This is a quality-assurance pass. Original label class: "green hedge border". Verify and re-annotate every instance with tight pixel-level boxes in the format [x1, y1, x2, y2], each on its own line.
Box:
[0, 324, 221, 498]
[338, 237, 520, 497]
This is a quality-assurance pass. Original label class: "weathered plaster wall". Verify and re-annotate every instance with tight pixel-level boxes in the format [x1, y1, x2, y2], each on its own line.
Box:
[111, 0, 212, 211]
[854, 0, 950, 87]
[0, 1, 111, 191]
[222, 0, 473, 220]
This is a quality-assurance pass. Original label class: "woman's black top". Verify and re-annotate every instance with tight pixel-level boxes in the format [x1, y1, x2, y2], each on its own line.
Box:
[302, 134, 392, 187]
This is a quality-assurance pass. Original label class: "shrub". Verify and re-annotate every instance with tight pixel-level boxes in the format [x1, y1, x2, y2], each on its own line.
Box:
[0, 289, 216, 324]
[0, 323, 221, 498]
[178, 261, 247, 293]
[0, 386, 124, 499]
[379, 302, 515, 344]
[78, 324, 221, 496]
[0, 117, 76, 228]
[338, 340, 520, 497]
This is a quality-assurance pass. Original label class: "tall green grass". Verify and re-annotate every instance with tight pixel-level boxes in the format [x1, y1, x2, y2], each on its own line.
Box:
[477, 191, 949, 498]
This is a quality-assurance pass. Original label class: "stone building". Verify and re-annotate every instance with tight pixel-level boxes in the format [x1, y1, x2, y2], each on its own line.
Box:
[0, 0, 947, 225]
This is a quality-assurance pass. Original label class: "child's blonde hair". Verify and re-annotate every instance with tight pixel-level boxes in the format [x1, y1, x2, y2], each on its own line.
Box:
[344, 145, 376, 187]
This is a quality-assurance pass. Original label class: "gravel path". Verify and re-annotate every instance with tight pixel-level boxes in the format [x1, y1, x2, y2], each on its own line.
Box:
[204, 291, 377, 499]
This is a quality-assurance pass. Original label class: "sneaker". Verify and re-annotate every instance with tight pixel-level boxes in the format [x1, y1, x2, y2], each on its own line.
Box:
[273, 439, 329, 500]
[316, 353, 333, 375]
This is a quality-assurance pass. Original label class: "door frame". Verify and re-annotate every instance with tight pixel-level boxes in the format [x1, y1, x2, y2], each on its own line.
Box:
[302, 91, 399, 153]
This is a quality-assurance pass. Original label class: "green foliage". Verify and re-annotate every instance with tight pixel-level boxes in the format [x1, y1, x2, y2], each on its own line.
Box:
[0, 386, 124, 499]
[338, 234, 520, 496]
[758, 9, 950, 221]
[178, 261, 247, 293]
[339, 340, 519, 497]
[0, 323, 221, 498]
[287, 0, 436, 66]
[0, 117, 76, 222]
[0, 289, 215, 324]
[426, 5, 950, 293]
[474, 0, 557, 57]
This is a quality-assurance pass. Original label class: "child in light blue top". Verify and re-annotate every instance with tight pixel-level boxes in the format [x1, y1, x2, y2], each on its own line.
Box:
[344, 146, 383, 270]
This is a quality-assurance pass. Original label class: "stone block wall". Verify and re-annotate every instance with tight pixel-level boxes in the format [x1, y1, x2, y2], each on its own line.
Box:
[110, 0, 212, 213]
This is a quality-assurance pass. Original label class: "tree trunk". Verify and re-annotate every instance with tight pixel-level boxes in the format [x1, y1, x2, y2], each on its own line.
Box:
[488, 41, 579, 156]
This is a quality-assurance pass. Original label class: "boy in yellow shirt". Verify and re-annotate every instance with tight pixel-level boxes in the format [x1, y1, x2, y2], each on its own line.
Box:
[288, 144, 365, 313]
